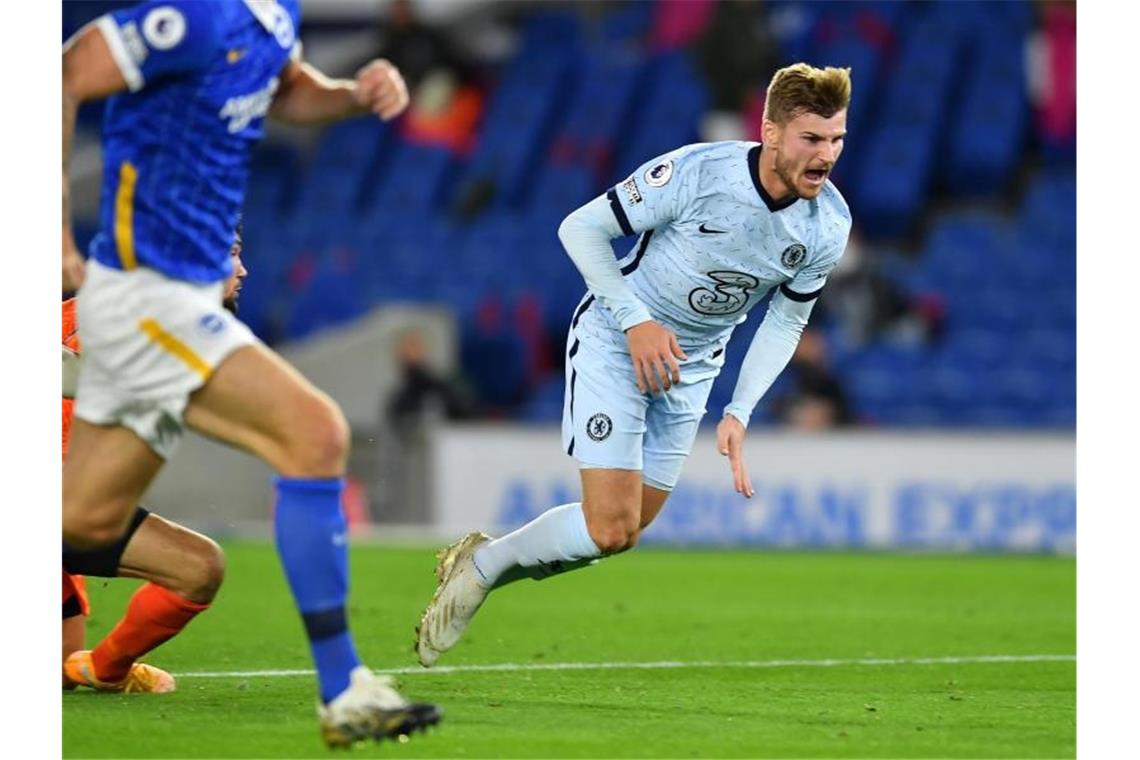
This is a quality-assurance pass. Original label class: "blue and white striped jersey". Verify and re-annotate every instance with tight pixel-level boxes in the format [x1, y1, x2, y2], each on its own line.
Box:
[87, 0, 300, 283]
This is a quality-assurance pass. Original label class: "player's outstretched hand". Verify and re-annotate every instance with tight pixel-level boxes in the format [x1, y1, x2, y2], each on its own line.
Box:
[63, 238, 86, 292]
[717, 413, 754, 498]
[625, 320, 687, 394]
[353, 59, 409, 121]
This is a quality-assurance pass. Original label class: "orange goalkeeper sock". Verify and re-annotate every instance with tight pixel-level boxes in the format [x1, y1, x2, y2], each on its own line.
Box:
[90, 583, 209, 683]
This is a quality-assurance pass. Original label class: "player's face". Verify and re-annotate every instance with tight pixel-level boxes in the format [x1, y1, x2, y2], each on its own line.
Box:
[222, 242, 247, 311]
[768, 109, 847, 200]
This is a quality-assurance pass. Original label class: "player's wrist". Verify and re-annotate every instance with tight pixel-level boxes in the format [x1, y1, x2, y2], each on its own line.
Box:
[619, 307, 654, 333]
[723, 408, 750, 429]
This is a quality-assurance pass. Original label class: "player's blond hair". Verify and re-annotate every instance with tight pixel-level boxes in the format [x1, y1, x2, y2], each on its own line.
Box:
[763, 63, 852, 125]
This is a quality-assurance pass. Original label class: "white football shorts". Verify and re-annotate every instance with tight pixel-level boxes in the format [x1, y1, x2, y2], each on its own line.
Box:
[560, 299, 717, 492]
[74, 258, 259, 459]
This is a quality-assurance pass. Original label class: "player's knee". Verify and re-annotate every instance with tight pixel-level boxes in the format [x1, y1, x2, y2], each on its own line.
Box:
[177, 536, 226, 603]
[62, 508, 131, 551]
[283, 395, 350, 476]
[586, 513, 641, 554]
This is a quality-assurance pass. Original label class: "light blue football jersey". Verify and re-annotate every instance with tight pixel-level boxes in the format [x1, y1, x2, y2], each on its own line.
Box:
[87, 0, 301, 284]
[575, 141, 852, 381]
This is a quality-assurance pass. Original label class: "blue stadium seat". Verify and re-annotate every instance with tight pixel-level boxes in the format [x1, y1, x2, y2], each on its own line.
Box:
[284, 260, 367, 341]
[362, 143, 455, 220]
[945, 35, 1027, 195]
[855, 125, 935, 238]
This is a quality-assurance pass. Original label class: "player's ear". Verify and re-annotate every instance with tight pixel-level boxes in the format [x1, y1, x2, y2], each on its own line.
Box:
[761, 118, 780, 149]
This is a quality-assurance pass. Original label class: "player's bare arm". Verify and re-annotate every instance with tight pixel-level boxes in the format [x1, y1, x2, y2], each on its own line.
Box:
[269, 58, 409, 125]
[62, 25, 129, 291]
[625, 321, 687, 395]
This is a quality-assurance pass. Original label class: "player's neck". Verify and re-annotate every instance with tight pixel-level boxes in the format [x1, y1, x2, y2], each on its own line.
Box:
[757, 150, 796, 205]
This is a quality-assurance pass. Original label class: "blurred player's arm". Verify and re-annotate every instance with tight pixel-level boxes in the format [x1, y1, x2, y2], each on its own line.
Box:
[269, 59, 408, 125]
[63, 2, 220, 290]
[61, 25, 130, 290]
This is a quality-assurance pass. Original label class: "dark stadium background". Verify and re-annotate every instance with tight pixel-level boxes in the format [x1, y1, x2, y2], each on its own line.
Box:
[64, 0, 1076, 433]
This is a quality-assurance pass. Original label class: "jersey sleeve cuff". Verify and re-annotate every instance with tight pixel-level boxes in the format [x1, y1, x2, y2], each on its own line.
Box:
[723, 405, 751, 429]
[779, 282, 824, 302]
[95, 15, 145, 92]
[616, 303, 653, 332]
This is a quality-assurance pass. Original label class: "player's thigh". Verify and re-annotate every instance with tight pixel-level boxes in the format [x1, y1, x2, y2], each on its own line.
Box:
[640, 376, 711, 517]
[62, 419, 165, 548]
[74, 259, 258, 463]
[562, 335, 647, 476]
[183, 342, 347, 475]
[117, 514, 225, 603]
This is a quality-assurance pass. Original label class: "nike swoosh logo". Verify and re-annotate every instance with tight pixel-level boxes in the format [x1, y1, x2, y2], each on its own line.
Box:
[699, 223, 728, 234]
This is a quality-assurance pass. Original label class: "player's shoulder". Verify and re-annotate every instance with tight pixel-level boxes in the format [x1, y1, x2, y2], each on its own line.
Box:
[818, 179, 851, 221]
[637, 142, 752, 194]
[666, 140, 753, 170]
[814, 179, 853, 246]
[107, 0, 228, 57]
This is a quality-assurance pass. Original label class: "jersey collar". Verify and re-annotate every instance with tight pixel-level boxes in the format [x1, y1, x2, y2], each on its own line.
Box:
[749, 144, 799, 213]
[243, 0, 284, 34]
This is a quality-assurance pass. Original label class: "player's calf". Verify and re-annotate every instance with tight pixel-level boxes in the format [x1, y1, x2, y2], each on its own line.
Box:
[113, 513, 227, 603]
[181, 536, 225, 602]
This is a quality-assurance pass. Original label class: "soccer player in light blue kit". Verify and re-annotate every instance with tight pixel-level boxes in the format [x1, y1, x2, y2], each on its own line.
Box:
[60, 1, 441, 746]
[417, 63, 853, 666]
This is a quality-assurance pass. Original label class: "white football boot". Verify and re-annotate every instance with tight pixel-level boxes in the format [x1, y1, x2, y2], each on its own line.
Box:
[415, 532, 492, 667]
[317, 666, 442, 748]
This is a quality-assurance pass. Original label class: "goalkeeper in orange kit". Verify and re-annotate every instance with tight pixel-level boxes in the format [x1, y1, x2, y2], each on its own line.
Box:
[62, 233, 247, 692]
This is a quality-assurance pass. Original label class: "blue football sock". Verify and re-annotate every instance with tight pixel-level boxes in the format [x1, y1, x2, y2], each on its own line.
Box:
[273, 476, 361, 704]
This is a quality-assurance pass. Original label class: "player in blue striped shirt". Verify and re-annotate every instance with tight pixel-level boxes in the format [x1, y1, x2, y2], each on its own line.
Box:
[61, 1, 438, 746]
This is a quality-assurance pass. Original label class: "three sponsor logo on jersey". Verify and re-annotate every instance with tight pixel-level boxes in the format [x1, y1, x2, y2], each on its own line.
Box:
[620, 155, 813, 316]
[688, 271, 761, 316]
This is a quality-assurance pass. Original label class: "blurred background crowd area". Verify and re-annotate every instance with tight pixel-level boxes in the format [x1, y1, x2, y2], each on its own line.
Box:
[66, 0, 1077, 432]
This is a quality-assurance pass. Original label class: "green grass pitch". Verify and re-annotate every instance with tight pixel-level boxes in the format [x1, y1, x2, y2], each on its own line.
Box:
[63, 543, 1074, 758]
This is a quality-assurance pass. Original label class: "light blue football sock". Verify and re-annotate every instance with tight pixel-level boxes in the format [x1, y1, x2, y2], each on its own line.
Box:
[472, 502, 603, 588]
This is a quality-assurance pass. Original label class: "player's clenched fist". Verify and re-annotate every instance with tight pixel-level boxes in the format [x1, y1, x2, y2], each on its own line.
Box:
[625, 320, 687, 394]
[353, 59, 409, 121]
[716, 413, 754, 498]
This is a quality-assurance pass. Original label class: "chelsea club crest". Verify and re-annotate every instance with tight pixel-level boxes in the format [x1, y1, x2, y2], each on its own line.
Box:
[780, 243, 807, 269]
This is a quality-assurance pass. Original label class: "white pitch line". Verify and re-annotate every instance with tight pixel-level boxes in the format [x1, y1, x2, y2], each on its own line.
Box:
[177, 654, 1075, 679]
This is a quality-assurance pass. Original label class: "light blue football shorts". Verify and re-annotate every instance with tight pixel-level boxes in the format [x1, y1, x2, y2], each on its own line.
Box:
[560, 298, 719, 492]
